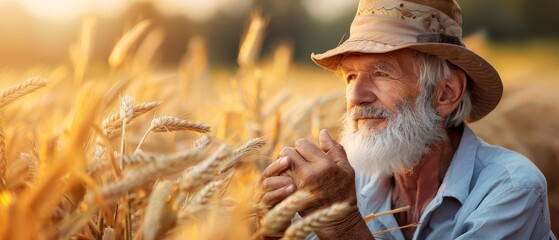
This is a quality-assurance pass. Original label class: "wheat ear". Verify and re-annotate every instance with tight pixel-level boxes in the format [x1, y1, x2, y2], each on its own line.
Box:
[193, 135, 211, 149]
[142, 180, 173, 240]
[179, 144, 229, 192]
[217, 137, 266, 175]
[136, 116, 211, 152]
[97, 149, 205, 202]
[102, 101, 161, 139]
[0, 77, 47, 109]
[151, 116, 211, 133]
[119, 96, 134, 169]
[121, 150, 159, 166]
[190, 173, 230, 206]
[87, 145, 108, 176]
[282, 202, 351, 240]
[260, 190, 314, 235]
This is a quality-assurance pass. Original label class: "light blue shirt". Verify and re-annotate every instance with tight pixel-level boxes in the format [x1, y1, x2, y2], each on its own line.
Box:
[354, 125, 556, 239]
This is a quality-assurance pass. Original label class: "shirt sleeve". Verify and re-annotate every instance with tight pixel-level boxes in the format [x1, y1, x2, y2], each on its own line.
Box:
[455, 186, 555, 240]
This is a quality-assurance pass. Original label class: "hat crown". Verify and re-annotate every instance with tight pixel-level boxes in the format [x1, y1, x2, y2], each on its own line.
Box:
[357, 0, 462, 26]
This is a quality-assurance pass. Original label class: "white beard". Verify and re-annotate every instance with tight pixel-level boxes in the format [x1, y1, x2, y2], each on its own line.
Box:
[339, 88, 445, 176]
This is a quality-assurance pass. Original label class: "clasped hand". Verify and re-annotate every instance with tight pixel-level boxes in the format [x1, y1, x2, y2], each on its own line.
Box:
[259, 129, 358, 216]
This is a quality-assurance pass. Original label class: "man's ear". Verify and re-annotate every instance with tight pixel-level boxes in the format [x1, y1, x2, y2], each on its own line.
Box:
[434, 69, 467, 119]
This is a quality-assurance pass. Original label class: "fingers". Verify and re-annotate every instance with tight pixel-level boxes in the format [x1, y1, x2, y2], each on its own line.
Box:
[294, 138, 329, 163]
[261, 156, 291, 179]
[279, 147, 308, 166]
[318, 129, 348, 162]
[261, 184, 296, 206]
[318, 129, 334, 153]
[261, 176, 295, 192]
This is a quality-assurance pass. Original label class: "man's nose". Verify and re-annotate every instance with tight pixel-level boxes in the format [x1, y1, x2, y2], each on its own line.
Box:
[347, 74, 377, 107]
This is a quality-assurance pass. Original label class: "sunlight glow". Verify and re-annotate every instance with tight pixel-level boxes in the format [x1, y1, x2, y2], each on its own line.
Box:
[154, 0, 219, 22]
[302, 0, 358, 21]
[18, 0, 132, 21]
[20, 0, 89, 21]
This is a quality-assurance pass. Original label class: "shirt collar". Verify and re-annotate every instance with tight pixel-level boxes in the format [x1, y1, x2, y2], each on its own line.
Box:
[436, 125, 479, 204]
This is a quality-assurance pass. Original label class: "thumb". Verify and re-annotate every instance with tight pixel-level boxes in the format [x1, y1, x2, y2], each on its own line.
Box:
[319, 129, 348, 162]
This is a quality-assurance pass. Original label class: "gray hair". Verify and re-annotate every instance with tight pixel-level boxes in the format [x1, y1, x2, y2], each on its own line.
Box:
[413, 52, 472, 127]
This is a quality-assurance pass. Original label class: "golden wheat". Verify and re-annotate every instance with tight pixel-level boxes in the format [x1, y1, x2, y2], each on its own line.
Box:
[238, 11, 268, 68]
[109, 19, 152, 69]
[218, 137, 267, 175]
[97, 149, 205, 202]
[260, 190, 315, 235]
[179, 144, 229, 192]
[142, 180, 173, 240]
[0, 77, 47, 110]
[283, 202, 351, 240]
[102, 101, 161, 138]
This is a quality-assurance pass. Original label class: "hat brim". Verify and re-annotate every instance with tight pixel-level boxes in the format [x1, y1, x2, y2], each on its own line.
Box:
[311, 39, 503, 122]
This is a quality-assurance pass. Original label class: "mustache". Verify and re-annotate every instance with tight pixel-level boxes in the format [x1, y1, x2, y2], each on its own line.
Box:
[349, 105, 392, 120]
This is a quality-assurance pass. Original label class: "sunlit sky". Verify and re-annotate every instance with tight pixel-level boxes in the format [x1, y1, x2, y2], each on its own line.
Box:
[0, 0, 358, 22]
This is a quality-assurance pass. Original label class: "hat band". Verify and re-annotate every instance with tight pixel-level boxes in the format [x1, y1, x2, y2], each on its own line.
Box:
[417, 33, 464, 47]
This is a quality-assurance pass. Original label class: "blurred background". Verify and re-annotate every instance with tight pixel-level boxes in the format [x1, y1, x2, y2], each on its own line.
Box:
[1, 0, 558, 67]
[0, 0, 557, 236]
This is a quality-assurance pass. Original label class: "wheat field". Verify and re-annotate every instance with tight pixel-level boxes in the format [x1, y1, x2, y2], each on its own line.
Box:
[0, 13, 557, 239]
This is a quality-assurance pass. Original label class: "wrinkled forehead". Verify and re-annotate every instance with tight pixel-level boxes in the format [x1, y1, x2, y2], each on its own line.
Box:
[338, 49, 419, 72]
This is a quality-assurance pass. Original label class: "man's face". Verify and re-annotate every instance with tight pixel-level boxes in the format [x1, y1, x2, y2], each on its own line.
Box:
[338, 49, 445, 176]
[339, 49, 421, 132]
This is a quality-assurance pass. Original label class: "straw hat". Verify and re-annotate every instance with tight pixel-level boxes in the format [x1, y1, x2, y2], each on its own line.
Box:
[311, 0, 502, 122]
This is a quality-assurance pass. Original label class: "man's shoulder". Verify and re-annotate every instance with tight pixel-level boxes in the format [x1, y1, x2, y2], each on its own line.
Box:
[473, 138, 547, 192]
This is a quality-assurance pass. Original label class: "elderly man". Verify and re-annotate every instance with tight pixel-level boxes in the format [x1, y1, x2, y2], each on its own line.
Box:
[259, 0, 556, 239]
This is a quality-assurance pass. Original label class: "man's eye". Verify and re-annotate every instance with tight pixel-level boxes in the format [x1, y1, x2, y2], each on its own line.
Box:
[346, 74, 357, 83]
[372, 71, 389, 77]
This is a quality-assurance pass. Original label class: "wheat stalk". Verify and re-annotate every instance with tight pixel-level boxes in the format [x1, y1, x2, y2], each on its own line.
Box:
[260, 190, 314, 235]
[109, 20, 151, 69]
[363, 205, 410, 223]
[102, 101, 161, 139]
[217, 137, 266, 175]
[282, 202, 351, 240]
[371, 223, 420, 236]
[0, 77, 47, 110]
[143, 180, 173, 240]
